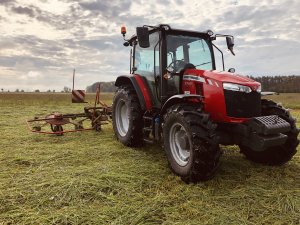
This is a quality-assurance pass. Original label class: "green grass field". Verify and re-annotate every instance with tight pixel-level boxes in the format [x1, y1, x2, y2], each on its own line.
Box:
[0, 92, 299, 224]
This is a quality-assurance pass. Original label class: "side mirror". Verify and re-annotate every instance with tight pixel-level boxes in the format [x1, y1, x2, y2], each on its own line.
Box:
[226, 36, 235, 56]
[136, 27, 150, 48]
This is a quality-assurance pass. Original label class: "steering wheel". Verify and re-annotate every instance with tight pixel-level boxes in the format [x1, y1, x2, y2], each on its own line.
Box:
[167, 60, 186, 73]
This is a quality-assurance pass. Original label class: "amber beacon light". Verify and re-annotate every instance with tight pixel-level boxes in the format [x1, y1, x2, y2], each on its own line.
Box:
[121, 26, 127, 36]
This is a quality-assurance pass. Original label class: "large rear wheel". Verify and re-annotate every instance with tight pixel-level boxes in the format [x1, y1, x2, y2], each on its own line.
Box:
[112, 86, 144, 147]
[163, 104, 221, 183]
[240, 99, 299, 165]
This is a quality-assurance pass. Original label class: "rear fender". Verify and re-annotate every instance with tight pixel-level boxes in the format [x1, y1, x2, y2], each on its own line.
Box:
[161, 94, 204, 116]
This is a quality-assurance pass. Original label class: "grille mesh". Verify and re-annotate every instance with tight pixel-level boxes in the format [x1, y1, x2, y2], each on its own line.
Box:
[224, 90, 261, 118]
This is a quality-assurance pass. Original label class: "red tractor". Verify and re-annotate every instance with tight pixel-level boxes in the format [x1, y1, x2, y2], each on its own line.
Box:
[112, 24, 299, 183]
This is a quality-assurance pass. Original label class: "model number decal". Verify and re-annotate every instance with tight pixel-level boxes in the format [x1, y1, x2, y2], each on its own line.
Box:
[183, 74, 220, 88]
[183, 75, 205, 83]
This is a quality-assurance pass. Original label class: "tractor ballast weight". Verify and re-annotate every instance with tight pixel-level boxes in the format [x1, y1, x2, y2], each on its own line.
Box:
[113, 24, 299, 183]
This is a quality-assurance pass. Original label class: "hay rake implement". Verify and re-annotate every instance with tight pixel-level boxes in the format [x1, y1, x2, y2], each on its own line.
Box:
[27, 84, 111, 135]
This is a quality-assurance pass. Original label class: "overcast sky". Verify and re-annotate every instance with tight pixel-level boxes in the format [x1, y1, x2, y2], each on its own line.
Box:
[0, 0, 299, 91]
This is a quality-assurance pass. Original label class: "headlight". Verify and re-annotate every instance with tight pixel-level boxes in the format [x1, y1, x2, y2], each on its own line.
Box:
[223, 83, 252, 93]
[256, 84, 261, 93]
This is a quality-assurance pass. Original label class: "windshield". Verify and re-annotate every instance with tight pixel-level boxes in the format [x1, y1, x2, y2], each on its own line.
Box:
[166, 35, 213, 71]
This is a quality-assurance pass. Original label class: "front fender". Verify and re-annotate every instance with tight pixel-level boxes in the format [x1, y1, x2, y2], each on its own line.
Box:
[161, 94, 204, 116]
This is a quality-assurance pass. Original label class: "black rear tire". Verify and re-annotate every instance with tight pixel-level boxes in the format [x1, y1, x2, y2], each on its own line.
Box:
[240, 99, 299, 165]
[163, 103, 221, 183]
[112, 85, 144, 147]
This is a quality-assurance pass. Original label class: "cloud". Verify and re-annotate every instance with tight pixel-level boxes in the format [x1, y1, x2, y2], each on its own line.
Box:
[20, 70, 42, 79]
[79, 0, 132, 18]
[11, 6, 35, 17]
[0, 0, 15, 6]
[0, 0, 299, 91]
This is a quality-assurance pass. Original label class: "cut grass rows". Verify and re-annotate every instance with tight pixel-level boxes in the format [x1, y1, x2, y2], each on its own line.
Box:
[0, 93, 299, 224]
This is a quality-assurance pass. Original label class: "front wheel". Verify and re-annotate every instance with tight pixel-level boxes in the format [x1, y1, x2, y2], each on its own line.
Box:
[112, 85, 144, 147]
[240, 99, 299, 165]
[163, 104, 221, 183]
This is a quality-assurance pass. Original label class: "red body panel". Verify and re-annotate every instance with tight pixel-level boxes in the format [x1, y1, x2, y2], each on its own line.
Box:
[134, 74, 152, 110]
[182, 69, 261, 123]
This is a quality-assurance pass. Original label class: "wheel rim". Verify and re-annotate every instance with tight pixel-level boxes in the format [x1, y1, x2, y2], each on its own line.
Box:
[169, 122, 191, 166]
[115, 99, 129, 137]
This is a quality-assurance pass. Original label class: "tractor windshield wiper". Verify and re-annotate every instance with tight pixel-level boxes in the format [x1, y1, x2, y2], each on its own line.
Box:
[195, 61, 212, 67]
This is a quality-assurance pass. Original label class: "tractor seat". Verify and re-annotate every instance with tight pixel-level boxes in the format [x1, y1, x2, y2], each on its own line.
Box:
[180, 63, 196, 75]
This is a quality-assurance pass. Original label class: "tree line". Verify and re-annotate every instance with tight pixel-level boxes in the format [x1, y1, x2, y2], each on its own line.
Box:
[86, 75, 300, 93]
[249, 75, 300, 93]
[86, 82, 116, 93]
[2, 76, 299, 93]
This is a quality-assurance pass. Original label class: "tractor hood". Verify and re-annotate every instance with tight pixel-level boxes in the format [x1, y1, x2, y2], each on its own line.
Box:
[185, 69, 261, 91]
[204, 70, 254, 83]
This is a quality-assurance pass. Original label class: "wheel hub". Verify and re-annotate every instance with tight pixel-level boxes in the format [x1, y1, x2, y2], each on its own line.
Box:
[115, 100, 129, 137]
[169, 123, 191, 166]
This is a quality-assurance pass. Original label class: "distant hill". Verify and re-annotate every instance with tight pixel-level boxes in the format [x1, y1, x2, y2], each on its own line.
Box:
[86, 81, 115, 93]
[86, 75, 300, 93]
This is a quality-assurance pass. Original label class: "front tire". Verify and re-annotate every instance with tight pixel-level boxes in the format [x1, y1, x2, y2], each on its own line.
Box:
[163, 104, 221, 183]
[112, 86, 144, 147]
[240, 99, 299, 165]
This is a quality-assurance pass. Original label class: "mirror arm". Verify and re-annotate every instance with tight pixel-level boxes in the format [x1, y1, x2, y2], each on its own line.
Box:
[212, 43, 225, 71]
[131, 40, 137, 74]
[215, 34, 234, 38]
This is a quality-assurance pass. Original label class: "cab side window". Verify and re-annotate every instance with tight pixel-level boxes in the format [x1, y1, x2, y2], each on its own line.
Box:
[135, 33, 160, 82]
[134, 32, 160, 105]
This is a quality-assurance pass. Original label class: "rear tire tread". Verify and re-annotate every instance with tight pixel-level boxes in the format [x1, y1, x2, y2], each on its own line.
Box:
[112, 85, 144, 147]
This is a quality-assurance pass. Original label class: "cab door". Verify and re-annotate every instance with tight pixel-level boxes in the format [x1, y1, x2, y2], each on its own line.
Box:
[134, 32, 161, 107]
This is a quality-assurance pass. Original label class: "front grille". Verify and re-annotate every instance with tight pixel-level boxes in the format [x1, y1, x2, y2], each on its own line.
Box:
[224, 90, 261, 118]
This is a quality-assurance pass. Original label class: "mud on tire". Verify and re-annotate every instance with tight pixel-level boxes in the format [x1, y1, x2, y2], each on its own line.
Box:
[163, 103, 221, 183]
[240, 99, 299, 165]
[112, 85, 144, 147]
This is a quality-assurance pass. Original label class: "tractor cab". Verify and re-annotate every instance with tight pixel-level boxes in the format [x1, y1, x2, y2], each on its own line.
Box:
[121, 24, 234, 107]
